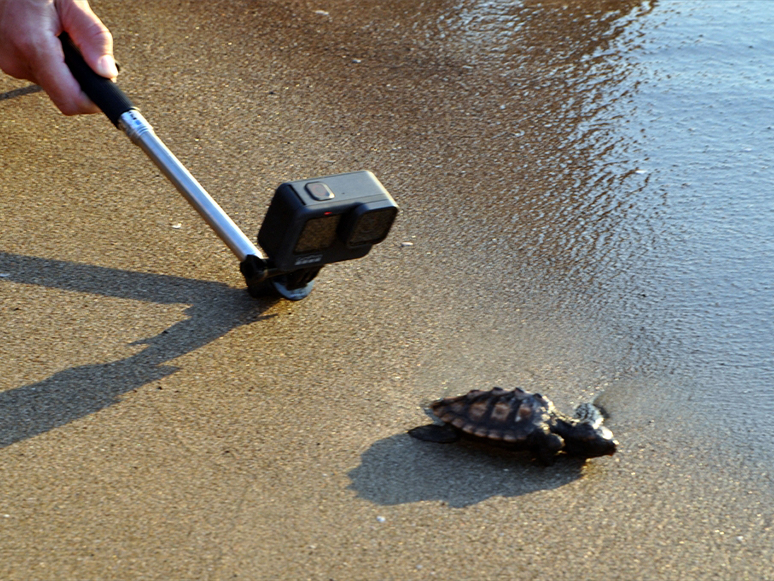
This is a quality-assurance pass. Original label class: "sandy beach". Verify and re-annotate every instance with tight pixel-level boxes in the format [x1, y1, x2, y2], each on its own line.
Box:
[2, 0, 773, 578]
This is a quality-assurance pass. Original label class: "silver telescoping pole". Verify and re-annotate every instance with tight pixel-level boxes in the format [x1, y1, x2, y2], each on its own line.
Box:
[117, 109, 265, 263]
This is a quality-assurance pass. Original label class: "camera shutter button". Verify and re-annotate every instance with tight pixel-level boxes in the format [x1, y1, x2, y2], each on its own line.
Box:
[305, 182, 335, 200]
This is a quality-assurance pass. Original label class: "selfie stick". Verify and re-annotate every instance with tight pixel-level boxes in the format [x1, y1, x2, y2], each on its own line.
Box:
[59, 34, 272, 291]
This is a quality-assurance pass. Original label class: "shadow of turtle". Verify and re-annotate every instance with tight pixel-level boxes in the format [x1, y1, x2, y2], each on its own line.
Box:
[347, 433, 585, 508]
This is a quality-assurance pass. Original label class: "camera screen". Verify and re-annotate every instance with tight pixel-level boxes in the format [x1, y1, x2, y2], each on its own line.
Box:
[294, 213, 342, 254]
[348, 207, 398, 246]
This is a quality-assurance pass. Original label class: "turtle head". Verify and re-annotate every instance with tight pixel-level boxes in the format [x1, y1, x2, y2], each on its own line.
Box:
[556, 419, 618, 458]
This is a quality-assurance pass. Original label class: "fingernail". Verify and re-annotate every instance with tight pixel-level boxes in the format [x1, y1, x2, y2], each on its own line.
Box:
[97, 55, 119, 79]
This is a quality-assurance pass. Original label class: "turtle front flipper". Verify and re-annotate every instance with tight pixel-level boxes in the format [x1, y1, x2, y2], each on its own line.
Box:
[532, 431, 565, 465]
[408, 424, 461, 444]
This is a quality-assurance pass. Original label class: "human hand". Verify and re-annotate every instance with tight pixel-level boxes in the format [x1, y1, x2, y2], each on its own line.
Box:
[0, 0, 117, 114]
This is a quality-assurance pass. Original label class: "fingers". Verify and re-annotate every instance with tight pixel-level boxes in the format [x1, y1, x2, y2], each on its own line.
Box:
[57, 0, 117, 78]
[0, 0, 116, 115]
[53, 0, 118, 115]
[31, 33, 100, 115]
[0, 0, 94, 114]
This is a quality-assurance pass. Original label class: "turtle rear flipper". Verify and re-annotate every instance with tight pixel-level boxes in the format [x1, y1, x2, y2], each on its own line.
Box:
[408, 424, 461, 444]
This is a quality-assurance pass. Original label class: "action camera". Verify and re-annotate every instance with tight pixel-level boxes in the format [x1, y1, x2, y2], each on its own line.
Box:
[258, 171, 398, 273]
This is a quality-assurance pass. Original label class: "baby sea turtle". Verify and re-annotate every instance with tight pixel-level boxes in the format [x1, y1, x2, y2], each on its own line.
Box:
[408, 387, 617, 463]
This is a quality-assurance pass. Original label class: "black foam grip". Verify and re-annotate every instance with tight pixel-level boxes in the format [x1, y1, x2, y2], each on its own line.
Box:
[59, 33, 135, 126]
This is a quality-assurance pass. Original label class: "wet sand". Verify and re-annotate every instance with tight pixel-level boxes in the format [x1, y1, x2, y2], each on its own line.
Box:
[1, 0, 773, 579]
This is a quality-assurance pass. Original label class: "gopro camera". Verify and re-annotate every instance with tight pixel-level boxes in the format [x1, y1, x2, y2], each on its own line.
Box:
[251, 171, 398, 299]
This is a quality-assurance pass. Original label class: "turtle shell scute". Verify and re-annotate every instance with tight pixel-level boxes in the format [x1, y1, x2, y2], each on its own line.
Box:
[429, 387, 557, 450]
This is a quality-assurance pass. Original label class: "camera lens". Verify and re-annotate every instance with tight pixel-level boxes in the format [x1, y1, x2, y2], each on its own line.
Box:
[347, 206, 398, 246]
[294, 213, 341, 253]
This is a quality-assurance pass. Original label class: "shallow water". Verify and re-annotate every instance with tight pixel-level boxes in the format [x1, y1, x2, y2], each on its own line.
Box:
[374, 0, 774, 487]
[619, 1, 774, 447]
[432, 0, 774, 453]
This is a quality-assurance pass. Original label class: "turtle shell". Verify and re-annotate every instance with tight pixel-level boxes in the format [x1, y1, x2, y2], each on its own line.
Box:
[430, 387, 564, 455]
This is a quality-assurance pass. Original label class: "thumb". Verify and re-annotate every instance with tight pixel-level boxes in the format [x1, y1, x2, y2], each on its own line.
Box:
[58, 0, 117, 79]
